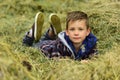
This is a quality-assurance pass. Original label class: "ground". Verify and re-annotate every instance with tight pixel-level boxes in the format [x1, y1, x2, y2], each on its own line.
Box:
[0, 0, 120, 80]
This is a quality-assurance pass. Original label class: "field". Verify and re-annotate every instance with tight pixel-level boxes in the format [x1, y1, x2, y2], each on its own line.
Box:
[0, 0, 120, 80]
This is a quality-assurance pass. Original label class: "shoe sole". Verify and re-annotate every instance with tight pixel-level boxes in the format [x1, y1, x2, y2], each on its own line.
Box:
[34, 12, 44, 42]
[49, 13, 62, 35]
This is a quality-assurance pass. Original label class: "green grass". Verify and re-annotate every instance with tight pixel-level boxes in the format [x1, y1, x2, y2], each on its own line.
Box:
[0, 0, 120, 80]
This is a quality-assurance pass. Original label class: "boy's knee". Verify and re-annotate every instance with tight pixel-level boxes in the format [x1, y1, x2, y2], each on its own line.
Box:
[22, 35, 34, 46]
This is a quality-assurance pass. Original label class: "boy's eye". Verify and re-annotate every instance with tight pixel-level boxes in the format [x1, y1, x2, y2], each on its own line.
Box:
[79, 28, 83, 31]
[69, 28, 75, 31]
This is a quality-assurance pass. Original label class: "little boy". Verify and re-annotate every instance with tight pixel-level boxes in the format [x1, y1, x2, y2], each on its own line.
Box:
[23, 11, 97, 60]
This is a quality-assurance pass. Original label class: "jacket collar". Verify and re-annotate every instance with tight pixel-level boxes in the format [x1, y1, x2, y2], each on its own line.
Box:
[58, 31, 97, 60]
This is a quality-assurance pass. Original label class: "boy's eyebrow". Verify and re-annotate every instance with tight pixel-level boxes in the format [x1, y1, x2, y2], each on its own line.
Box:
[68, 26, 86, 28]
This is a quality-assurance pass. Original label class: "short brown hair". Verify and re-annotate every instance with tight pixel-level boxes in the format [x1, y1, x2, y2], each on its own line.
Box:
[66, 11, 89, 29]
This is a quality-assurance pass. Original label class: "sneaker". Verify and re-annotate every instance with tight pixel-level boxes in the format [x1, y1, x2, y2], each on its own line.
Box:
[49, 13, 62, 35]
[34, 12, 44, 42]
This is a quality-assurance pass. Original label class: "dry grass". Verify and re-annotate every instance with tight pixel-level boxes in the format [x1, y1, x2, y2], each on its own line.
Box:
[0, 0, 120, 80]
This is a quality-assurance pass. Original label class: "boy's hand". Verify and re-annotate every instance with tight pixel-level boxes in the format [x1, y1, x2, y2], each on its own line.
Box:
[81, 60, 89, 63]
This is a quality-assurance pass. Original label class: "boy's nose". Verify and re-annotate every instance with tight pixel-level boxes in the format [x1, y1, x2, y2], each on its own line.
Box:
[74, 33, 79, 36]
[74, 31, 79, 36]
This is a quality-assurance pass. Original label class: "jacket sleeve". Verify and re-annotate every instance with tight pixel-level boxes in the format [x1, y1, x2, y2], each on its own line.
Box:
[39, 40, 61, 58]
[88, 43, 98, 58]
[39, 38, 72, 58]
[81, 43, 98, 59]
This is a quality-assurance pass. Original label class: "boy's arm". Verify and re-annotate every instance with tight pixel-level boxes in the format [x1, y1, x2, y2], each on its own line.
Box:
[89, 44, 98, 58]
[39, 40, 61, 58]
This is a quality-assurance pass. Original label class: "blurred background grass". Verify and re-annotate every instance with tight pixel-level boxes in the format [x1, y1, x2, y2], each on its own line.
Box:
[0, 0, 120, 80]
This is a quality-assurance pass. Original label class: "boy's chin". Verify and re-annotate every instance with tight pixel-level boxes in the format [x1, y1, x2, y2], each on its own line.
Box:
[72, 41, 82, 44]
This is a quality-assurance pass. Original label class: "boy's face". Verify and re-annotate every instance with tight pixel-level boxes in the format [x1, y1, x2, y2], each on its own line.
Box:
[66, 20, 90, 44]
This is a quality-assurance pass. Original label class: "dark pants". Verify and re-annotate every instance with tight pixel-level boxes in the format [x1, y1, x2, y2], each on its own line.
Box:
[31, 28, 57, 48]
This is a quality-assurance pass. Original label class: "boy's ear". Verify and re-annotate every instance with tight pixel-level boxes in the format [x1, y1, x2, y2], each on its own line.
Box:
[87, 28, 90, 36]
[65, 30, 69, 36]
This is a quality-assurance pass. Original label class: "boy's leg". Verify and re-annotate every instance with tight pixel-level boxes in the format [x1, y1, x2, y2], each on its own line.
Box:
[49, 13, 62, 35]
[23, 12, 61, 47]
[39, 13, 62, 41]
[34, 12, 44, 42]
[22, 12, 44, 46]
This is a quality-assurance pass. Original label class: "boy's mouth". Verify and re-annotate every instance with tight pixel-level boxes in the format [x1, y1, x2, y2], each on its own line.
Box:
[73, 37, 81, 39]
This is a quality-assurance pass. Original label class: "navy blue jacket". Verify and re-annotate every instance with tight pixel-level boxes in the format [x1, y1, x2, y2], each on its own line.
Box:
[39, 31, 97, 60]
